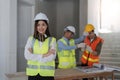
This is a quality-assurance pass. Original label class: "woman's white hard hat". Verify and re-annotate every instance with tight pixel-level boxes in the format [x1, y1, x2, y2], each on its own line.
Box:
[34, 12, 49, 23]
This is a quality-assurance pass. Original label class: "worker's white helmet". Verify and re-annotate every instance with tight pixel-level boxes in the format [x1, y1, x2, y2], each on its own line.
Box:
[64, 26, 76, 34]
[34, 12, 49, 23]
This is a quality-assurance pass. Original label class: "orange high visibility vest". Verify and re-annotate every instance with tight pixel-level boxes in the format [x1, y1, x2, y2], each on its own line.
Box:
[81, 36, 103, 66]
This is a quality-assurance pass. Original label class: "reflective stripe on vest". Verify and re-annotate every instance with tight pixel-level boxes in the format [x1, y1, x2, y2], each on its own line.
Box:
[28, 65, 54, 70]
[82, 55, 98, 62]
[40, 65, 54, 70]
[61, 62, 69, 66]
[28, 65, 38, 69]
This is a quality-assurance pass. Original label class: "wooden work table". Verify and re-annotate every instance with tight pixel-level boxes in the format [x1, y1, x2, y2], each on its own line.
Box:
[5, 68, 115, 80]
[55, 69, 114, 80]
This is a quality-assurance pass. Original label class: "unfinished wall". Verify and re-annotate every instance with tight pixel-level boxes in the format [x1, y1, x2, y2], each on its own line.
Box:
[0, 0, 17, 79]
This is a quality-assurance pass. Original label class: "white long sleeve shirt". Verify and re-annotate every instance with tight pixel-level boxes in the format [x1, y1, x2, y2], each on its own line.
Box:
[24, 37, 56, 63]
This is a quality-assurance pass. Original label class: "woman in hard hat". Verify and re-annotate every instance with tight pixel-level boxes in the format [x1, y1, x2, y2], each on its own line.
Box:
[81, 24, 104, 67]
[24, 12, 56, 80]
[57, 26, 87, 69]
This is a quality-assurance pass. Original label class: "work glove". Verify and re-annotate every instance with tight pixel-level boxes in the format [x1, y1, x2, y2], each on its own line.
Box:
[81, 47, 86, 52]
[86, 45, 93, 53]
[76, 43, 86, 48]
[83, 32, 89, 36]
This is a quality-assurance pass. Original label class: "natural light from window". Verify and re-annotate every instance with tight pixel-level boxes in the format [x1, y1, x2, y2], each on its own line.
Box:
[100, 0, 120, 33]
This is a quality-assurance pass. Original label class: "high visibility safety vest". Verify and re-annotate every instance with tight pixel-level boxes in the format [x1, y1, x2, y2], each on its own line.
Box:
[81, 36, 103, 67]
[58, 38, 76, 69]
[26, 37, 56, 76]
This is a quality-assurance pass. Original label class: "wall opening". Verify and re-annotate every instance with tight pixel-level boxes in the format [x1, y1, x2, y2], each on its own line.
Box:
[100, 0, 120, 33]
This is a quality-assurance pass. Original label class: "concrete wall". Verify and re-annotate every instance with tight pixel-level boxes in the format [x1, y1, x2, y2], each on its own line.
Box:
[0, 0, 17, 79]
[35, 0, 79, 40]
[17, 0, 35, 71]
[79, 0, 88, 35]
[56, 0, 79, 39]
[88, 0, 100, 35]
[35, 0, 57, 37]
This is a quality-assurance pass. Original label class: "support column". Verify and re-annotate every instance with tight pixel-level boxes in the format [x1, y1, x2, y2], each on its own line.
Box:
[79, 0, 88, 35]
[0, 0, 17, 80]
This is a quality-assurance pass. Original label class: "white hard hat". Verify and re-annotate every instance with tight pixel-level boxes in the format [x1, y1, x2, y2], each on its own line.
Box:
[34, 12, 49, 23]
[64, 26, 76, 34]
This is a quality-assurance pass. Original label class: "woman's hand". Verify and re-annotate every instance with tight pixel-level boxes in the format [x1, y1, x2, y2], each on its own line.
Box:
[48, 49, 56, 55]
[43, 49, 56, 57]
[28, 48, 33, 53]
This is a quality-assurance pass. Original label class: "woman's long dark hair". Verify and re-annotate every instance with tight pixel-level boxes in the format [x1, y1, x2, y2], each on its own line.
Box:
[33, 20, 51, 41]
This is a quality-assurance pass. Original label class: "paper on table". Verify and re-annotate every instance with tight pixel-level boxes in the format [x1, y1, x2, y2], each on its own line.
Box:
[104, 65, 120, 72]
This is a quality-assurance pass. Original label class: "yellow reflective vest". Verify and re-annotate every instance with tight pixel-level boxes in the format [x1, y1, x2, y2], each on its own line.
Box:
[26, 37, 56, 76]
[57, 38, 76, 69]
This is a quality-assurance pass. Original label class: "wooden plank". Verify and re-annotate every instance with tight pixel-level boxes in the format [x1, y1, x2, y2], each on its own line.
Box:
[55, 69, 114, 80]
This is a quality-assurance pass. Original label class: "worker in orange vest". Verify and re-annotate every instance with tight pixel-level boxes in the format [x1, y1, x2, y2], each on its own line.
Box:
[80, 24, 104, 67]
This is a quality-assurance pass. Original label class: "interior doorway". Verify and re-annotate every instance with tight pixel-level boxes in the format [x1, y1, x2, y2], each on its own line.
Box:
[17, 0, 35, 71]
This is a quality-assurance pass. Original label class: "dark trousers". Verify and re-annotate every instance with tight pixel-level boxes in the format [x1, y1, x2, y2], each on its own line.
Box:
[82, 78, 88, 80]
[28, 74, 54, 80]
[81, 63, 88, 80]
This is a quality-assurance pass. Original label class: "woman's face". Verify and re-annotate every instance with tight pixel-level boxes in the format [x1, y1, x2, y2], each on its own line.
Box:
[37, 21, 47, 35]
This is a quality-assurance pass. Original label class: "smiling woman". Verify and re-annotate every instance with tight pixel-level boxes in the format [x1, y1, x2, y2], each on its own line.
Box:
[34, 20, 49, 41]
[24, 12, 56, 80]
[36, 21, 47, 34]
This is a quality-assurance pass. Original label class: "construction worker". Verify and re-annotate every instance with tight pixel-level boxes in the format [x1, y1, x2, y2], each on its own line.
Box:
[80, 24, 104, 67]
[57, 26, 87, 69]
[80, 24, 103, 80]
[24, 12, 56, 80]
